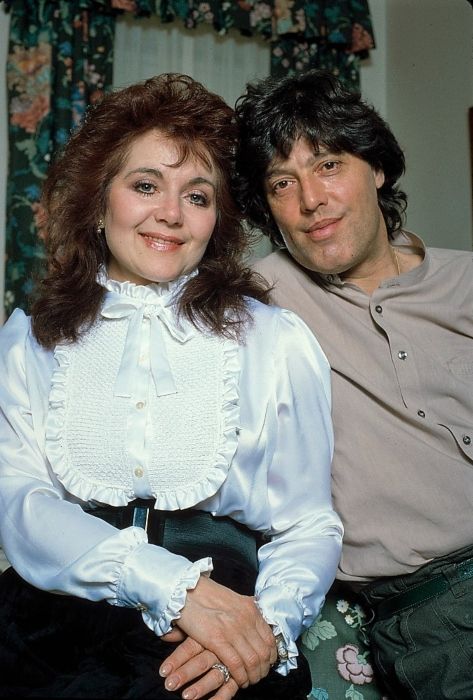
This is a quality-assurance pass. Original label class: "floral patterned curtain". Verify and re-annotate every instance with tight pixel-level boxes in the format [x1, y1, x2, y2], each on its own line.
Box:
[2, 0, 116, 316]
[2, 0, 374, 316]
[154, 0, 375, 89]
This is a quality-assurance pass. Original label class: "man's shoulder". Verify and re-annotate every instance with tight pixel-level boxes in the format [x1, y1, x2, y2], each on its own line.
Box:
[253, 248, 296, 276]
[251, 249, 330, 328]
[423, 243, 473, 287]
[403, 229, 472, 266]
[426, 244, 473, 264]
[252, 249, 318, 291]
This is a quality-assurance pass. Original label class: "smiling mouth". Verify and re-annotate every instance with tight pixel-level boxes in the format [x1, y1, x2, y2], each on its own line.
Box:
[140, 233, 183, 250]
[306, 218, 340, 232]
[305, 218, 341, 239]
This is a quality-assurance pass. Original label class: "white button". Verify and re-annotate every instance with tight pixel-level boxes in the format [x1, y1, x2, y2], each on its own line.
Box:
[134, 467, 144, 478]
[398, 350, 408, 360]
[136, 401, 145, 409]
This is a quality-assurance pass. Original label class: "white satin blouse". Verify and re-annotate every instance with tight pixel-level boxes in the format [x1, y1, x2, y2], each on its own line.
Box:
[0, 275, 343, 673]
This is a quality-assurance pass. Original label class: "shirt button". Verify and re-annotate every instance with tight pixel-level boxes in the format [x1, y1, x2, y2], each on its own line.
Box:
[417, 410, 425, 418]
[462, 435, 471, 445]
[136, 401, 145, 409]
[398, 351, 408, 360]
[134, 467, 144, 478]
[135, 603, 147, 612]
[375, 305, 383, 313]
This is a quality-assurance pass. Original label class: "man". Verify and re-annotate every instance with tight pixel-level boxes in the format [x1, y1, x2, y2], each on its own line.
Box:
[234, 69, 473, 700]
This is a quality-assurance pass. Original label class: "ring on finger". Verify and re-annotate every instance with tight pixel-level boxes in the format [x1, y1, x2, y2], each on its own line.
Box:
[211, 662, 231, 684]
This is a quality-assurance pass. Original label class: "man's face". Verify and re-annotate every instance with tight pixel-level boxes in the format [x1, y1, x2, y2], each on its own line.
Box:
[264, 138, 387, 277]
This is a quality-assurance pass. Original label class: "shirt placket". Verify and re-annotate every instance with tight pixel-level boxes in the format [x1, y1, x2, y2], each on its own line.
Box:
[127, 314, 153, 498]
[370, 291, 428, 420]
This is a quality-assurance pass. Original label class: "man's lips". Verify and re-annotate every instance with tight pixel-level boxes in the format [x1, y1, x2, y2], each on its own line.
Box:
[304, 217, 341, 239]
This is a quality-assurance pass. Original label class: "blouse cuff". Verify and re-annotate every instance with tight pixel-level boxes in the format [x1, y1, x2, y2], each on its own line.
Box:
[116, 539, 213, 636]
[255, 583, 308, 675]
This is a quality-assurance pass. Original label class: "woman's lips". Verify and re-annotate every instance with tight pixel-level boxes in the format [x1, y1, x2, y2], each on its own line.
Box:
[140, 232, 183, 251]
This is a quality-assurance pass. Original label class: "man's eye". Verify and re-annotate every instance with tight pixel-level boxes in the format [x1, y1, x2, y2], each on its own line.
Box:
[273, 180, 290, 192]
[321, 161, 339, 172]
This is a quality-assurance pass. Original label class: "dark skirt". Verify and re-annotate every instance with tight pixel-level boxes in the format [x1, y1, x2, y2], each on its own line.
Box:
[0, 505, 311, 699]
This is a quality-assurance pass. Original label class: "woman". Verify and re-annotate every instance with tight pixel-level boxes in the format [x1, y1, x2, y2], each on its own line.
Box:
[0, 74, 343, 699]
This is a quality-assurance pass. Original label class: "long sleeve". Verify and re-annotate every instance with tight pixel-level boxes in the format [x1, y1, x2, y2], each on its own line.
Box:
[0, 309, 211, 636]
[248, 308, 343, 672]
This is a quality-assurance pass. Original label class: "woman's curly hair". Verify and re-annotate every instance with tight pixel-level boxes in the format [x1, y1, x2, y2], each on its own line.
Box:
[32, 73, 269, 348]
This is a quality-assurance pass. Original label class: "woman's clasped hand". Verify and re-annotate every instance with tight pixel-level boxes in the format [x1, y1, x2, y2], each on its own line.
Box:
[160, 577, 278, 698]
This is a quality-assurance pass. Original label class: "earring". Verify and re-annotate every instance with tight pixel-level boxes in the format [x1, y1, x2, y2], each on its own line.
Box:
[96, 218, 105, 234]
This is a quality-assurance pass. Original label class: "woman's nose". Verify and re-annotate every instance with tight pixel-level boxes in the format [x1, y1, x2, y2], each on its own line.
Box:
[154, 193, 183, 225]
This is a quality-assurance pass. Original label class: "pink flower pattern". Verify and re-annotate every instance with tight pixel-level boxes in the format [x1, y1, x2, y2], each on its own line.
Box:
[336, 643, 374, 685]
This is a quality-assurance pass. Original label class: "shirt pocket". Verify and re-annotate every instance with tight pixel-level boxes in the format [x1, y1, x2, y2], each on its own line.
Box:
[446, 353, 473, 379]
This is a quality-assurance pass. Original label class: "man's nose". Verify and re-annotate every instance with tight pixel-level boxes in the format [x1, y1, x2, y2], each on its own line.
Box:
[300, 179, 327, 212]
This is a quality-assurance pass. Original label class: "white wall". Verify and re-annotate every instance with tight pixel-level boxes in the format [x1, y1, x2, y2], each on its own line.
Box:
[360, 0, 473, 250]
[1, 1, 473, 316]
[385, 0, 473, 250]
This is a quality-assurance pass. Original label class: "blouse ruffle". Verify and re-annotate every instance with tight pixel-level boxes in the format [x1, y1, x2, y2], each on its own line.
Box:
[44, 274, 241, 510]
[141, 557, 212, 636]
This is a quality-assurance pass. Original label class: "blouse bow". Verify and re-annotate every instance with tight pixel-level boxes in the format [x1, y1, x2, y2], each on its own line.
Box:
[101, 292, 194, 398]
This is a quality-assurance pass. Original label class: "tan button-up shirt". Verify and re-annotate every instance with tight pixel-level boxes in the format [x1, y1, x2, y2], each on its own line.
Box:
[254, 231, 473, 582]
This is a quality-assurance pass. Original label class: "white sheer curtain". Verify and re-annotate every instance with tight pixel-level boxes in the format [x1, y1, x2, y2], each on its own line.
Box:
[114, 15, 270, 112]
[113, 15, 275, 260]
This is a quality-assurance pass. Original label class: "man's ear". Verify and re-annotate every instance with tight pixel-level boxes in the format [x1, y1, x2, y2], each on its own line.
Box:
[374, 169, 385, 189]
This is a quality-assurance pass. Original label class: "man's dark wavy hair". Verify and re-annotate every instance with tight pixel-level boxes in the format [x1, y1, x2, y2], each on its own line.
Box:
[235, 69, 407, 246]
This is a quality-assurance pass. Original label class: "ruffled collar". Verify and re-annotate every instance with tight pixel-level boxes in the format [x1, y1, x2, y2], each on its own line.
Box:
[98, 266, 197, 307]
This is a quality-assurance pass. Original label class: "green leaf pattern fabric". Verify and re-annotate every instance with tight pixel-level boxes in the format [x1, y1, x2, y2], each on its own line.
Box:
[302, 583, 391, 700]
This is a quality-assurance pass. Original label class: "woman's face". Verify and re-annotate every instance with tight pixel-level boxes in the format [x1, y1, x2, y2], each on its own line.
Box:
[104, 130, 218, 285]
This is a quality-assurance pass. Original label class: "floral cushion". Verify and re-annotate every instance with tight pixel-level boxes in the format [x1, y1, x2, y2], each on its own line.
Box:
[301, 581, 391, 700]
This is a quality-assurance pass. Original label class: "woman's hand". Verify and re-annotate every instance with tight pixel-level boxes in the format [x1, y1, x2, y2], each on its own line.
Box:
[160, 637, 240, 699]
[163, 576, 277, 690]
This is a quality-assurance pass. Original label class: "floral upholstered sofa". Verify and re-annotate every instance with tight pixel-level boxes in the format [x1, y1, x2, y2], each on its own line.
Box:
[301, 582, 391, 700]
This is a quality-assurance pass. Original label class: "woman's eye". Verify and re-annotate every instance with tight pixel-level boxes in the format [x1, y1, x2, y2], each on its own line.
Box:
[134, 181, 156, 196]
[188, 192, 209, 206]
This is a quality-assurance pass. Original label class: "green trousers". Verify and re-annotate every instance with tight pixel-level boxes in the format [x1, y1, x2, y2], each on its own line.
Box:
[360, 543, 473, 700]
